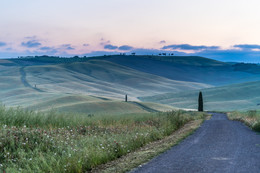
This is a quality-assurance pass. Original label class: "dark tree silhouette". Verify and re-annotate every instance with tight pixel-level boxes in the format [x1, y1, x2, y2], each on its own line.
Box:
[125, 94, 128, 102]
[198, 91, 203, 112]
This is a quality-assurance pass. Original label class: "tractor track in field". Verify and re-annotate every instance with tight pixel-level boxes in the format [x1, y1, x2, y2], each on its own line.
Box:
[19, 67, 44, 92]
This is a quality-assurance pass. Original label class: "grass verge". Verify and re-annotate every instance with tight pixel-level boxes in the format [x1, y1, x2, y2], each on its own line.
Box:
[91, 118, 207, 173]
[0, 105, 207, 172]
[227, 110, 260, 132]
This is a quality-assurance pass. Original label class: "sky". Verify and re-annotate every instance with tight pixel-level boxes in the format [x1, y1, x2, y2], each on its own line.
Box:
[1, 0, 260, 62]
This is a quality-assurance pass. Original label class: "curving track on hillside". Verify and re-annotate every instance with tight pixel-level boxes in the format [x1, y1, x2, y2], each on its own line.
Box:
[19, 67, 44, 92]
[132, 113, 260, 173]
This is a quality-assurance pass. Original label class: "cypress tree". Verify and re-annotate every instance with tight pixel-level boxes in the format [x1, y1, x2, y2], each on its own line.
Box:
[125, 94, 128, 102]
[198, 91, 203, 112]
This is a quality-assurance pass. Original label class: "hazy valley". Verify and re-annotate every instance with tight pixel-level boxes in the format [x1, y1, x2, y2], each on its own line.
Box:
[1, 55, 260, 113]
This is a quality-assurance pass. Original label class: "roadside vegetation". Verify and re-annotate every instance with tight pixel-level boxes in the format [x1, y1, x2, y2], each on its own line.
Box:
[0, 105, 206, 172]
[228, 110, 260, 132]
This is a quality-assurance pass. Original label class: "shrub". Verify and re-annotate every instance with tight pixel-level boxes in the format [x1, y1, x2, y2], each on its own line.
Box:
[247, 110, 257, 118]
[252, 122, 260, 132]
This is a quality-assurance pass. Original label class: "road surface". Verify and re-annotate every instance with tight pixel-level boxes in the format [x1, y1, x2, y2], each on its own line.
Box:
[132, 113, 260, 173]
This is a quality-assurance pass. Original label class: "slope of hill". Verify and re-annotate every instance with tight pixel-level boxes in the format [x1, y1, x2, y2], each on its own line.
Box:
[1, 55, 260, 112]
[0, 58, 203, 114]
[140, 80, 260, 111]
[98, 55, 260, 86]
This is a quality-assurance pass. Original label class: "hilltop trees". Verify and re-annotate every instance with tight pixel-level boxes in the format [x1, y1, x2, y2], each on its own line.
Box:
[198, 91, 203, 112]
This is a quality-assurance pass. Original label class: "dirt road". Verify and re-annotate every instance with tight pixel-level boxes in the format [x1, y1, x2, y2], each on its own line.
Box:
[132, 113, 260, 173]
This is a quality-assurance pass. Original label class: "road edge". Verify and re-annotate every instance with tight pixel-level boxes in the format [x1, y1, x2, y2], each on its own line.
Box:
[91, 117, 208, 173]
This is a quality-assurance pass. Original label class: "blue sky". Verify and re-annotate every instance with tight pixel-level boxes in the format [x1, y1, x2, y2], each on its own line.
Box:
[1, 0, 260, 62]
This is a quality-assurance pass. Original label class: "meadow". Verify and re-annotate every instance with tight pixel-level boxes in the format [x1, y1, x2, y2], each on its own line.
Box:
[228, 110, 260, 132]
[0, 105, 206, 172]
[1, 55, 260, 113]
[141, 80, 260, 111]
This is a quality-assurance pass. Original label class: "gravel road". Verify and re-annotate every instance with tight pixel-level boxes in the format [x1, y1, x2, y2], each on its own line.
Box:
[132, 113, 260, 173]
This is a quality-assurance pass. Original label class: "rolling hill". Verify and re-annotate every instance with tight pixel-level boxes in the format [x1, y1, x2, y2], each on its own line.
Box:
[98, 55, 260, 86]
[0, 57, 205, 114]
[140, 80, 260, 111]
[1, 55, 260, 112]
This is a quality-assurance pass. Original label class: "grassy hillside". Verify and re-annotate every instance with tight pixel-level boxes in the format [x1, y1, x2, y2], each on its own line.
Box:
[99, 55, 260, 86]
[1, 55, 260, 112]
[0, 58, 199, 113]
[140, 81, 260, 111]
[25, 95, 176, 114]
[0, 105, 206, 172]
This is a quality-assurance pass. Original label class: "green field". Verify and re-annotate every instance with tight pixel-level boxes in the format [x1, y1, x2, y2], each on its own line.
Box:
[140, 80, 260, 111]
[0, 56, 211, 114]
[1, 55, 260, 112]
[1, 55, 260, 172]
[0, 105, 206, 172]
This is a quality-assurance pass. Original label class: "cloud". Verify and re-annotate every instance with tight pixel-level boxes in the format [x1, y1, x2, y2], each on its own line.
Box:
[103, 44, 134, 51]
[40, 46, 53, 51]
[233, 44, 260, 50]
[5, 48, 13, 51]
[104, 44, 118, 50]
[100, 40, 111, 46]
[118, 45, 133, 51]
[83, 44, 90, 47]
[66, 47, 74, 50]
[83, 51, 121, 57]
[39, 46, 58, 54]
[61, 44, 75, 50]
[21, 40, 41, 48]
[190, 48, 260, 63]
[24, 36, 37, 39]
[159, 40, 166, 44]
[162, 44, 220, 50]
[0, 42, 7, 47]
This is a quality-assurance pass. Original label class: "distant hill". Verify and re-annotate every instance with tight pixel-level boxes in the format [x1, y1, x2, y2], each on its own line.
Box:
[140, 80, 260, 111]
[0, 57, 206, 113]
[97, 55, 260, 86]
[1, 55, 260, 112]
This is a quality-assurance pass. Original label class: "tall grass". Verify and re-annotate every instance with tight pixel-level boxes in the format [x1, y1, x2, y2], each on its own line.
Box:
[0, 105, 206, 172]
[228, 110, 260, 132]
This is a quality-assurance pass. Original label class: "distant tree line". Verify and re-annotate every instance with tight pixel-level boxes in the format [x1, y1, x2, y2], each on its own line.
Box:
[158, 53, 174, 56]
